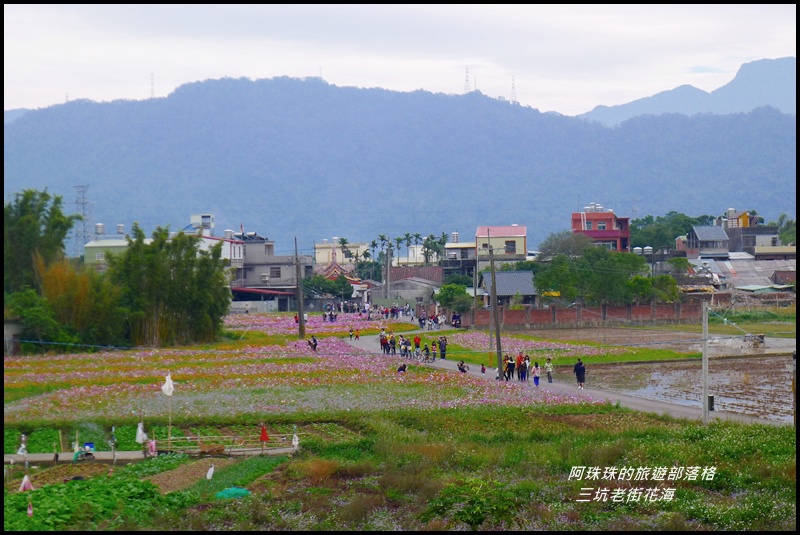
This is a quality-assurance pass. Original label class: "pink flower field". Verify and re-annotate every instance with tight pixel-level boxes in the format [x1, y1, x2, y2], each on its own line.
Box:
[4, 313, 605, 424]
[445, 330, 630, 358]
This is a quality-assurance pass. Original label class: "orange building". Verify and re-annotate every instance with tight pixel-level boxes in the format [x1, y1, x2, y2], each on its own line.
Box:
[571, 202, 630, 252]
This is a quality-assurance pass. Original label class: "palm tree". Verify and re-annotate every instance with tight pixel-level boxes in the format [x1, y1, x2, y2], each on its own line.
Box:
[422, 234, 438, 265]
[414, 233, 423, 265]
[404, 232, 413, 266]
[438, 232, 449, 265]
[361, 250, 371, 280]
[385, 241, 394, 297]
[378, 235, 388, 285]
[369, 240, 378, 280]
[337, 237, 350, 261]
[395, 237, 404, 267]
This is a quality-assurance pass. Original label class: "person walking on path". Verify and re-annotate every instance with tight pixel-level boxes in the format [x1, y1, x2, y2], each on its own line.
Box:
[532, 362, 541, 387]
[505, 355, 515, 381]
[518, 357, 528, 382]
[349, 327, 354, 340]
[355, 328, 360, 340]
[545, 357, 554, 383]
[413, 334, 421, 352]
[574, 358, 586, 389]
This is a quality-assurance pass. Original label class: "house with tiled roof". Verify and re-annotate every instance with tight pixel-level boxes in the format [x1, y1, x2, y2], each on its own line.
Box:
[478, 270, 538, 307]
[686, 225, 730, 259]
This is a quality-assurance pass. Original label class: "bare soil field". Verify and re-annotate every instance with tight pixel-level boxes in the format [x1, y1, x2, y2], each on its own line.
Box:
[145, 457, 238, 494]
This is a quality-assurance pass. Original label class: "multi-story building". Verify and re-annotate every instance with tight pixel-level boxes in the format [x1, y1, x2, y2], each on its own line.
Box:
[442, 231, 477, 279]
[683, 225, 731, 259]
[313, 238, 370, 266]
[571, 202, 630, 252]
[475, 225, 528, 272]
[229, 229, 314, 311]
[83, 223, 143, 272]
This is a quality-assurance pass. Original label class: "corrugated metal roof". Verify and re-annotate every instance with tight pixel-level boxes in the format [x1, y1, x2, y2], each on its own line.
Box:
[480, 271, 536, 296]
[718, 259, 796, 287]
[687, 258, 797, 287]
[693, 225, 729, 241]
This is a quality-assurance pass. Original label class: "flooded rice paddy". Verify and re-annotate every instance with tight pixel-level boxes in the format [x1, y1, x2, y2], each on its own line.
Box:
[587, 354, 796, 423]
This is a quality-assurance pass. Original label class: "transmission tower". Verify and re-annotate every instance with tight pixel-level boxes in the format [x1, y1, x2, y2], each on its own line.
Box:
[73, 185, 92, 257]
[511, 76, 517, 104]
[464, 68, 471, 93]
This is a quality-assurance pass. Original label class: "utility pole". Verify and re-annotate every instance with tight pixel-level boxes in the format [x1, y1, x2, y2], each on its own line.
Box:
[702, 301, 709, 424]
[487, 229, 503, 373]
[473, 261, 478, 323]
[295, 237, 305, 339]
[385, 242, 392, 299]
[792, 351, 796, 428]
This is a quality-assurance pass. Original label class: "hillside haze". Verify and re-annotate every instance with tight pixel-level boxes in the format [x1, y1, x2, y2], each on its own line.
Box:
[4, 64, 796, 254]
[578, 57, 796, 126]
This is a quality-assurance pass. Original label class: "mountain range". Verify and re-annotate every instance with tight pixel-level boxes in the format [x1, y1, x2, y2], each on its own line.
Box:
[578, 57, 796, 126]
[4, 57, 796, 255]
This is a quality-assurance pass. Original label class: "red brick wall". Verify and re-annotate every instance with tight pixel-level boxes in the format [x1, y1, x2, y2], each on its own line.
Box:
[451, 302, 706, 329]
[679, 302, 702, 320]
[503, 309, 527, 325]
[529, 309, 552, 324]
[555, 308, 578, 323]
[474, 310, 492, 326]
[606, 306, 629, 321]
[390, 266, 443, 283]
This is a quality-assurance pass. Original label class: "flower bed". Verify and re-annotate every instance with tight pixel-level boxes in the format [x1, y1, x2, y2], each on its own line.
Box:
[4, 314, 601, 425]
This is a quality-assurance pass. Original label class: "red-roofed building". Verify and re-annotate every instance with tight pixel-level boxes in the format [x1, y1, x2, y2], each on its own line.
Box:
[571, 202, 630, 252]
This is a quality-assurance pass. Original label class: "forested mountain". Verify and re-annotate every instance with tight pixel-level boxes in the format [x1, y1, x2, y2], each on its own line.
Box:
[578, 57, 796, 126]
[4, 73, 796, 253]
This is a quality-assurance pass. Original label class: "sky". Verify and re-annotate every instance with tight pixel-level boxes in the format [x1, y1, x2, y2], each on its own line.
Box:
[4, 4, 796, 116]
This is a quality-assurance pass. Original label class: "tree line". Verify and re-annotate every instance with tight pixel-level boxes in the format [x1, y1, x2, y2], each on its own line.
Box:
[5, 189, 231, 352]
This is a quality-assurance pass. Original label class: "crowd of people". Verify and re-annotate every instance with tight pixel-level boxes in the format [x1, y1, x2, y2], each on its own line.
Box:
[307, 306, 588, 390]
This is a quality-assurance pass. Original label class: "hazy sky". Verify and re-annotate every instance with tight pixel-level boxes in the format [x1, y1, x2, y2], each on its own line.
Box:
[4, 4, 796, 116]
